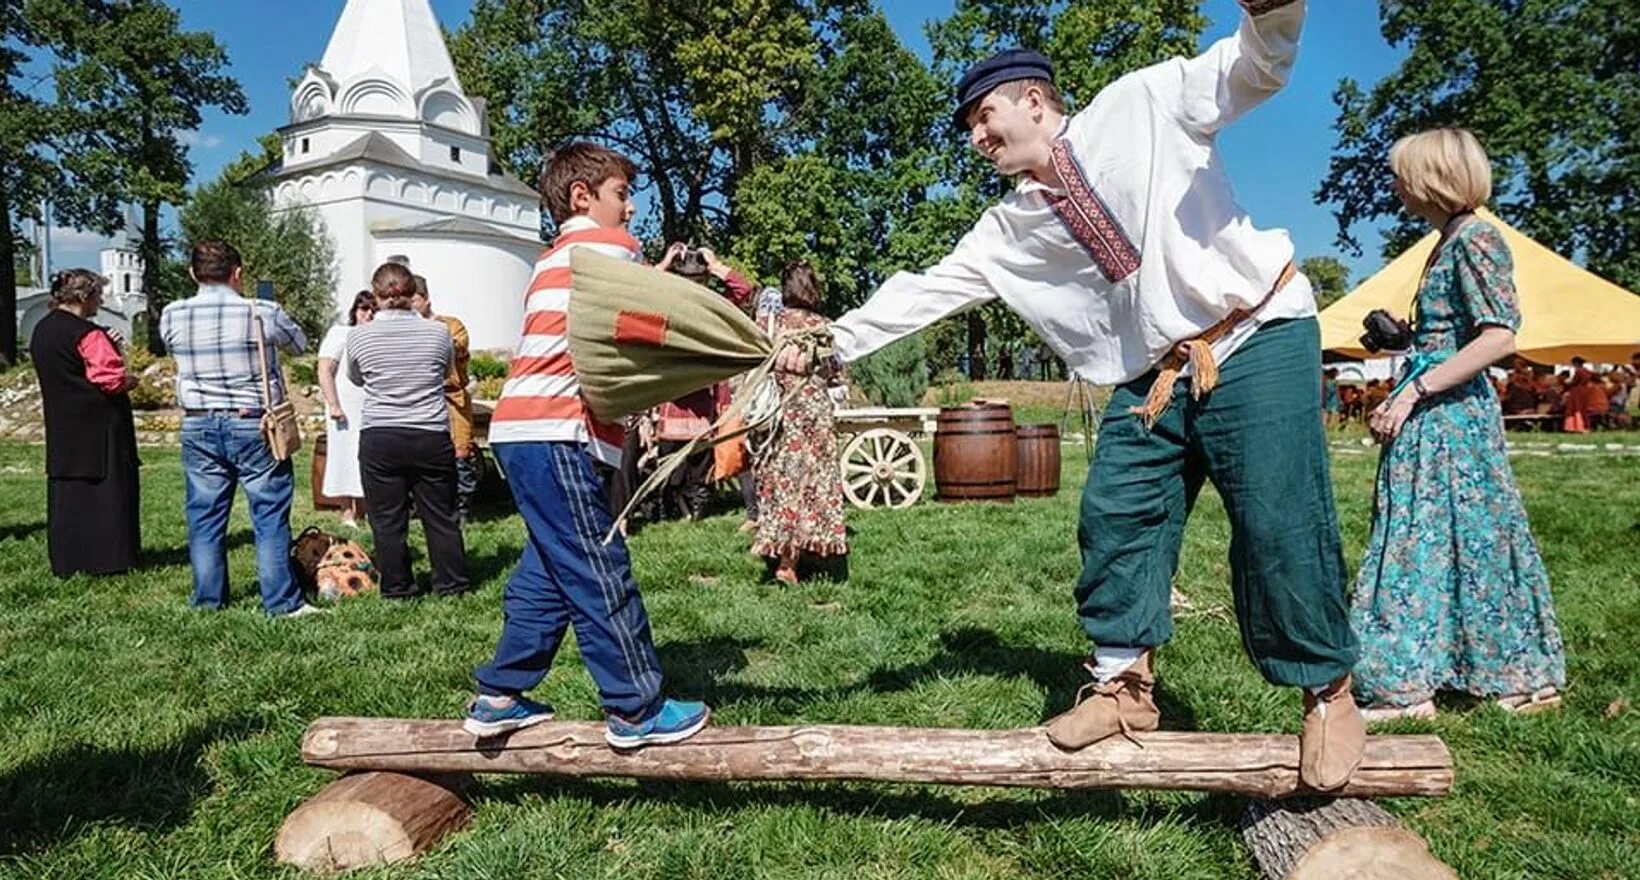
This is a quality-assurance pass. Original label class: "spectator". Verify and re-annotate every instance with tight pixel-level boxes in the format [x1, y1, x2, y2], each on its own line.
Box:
[347, 262, 470, 599]
[317, 290, 374, 527]
[161, 241, 319, 617]
[1501, 360, 1542, 416]
[752, 262, 848, 585]
[32, 268, 141, 577]
[1361, 378, 1388, 415]
[1321, 368, 1341, 428]
[409, 275, 479, 525]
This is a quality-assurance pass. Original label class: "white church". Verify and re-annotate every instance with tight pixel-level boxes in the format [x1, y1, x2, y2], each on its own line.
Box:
[269, 0, 544, 351]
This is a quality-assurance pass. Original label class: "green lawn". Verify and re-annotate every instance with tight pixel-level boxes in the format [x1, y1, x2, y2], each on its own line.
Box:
[0, 438, 1636, 879]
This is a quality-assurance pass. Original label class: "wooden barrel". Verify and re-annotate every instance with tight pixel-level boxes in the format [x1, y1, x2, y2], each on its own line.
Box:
[1015, 425, 1061, 497]
[311, 434, 344, 510]
[934, 404, 1017, 502]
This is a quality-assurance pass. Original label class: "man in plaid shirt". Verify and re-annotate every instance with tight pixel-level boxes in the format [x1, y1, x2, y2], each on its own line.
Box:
[160, 240, 319, 617]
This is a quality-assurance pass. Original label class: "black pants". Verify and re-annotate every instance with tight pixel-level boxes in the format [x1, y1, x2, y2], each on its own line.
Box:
[454, 453, 480, 520]
[658, 439, 712, 520]
[360, 427, 470, 597]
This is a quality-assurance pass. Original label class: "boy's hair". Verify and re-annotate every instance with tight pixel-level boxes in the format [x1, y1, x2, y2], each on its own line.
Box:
[992, 78, 1065, 116]
[538, 141, 639, 225]
[191, 240, 242, 284]
[371, 262, 417, 310]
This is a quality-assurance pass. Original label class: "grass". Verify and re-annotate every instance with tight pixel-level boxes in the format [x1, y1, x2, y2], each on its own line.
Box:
[0, 437, 1637, 879]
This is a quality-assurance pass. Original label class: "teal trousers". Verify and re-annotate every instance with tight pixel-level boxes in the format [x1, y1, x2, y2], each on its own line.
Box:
[1075, 318, 1357, 688]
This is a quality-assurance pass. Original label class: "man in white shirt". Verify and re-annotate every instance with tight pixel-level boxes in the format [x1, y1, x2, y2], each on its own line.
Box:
[782, 0, 1362, 790]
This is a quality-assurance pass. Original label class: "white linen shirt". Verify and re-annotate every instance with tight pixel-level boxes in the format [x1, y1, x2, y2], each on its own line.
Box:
[831, 0, 1315, 386]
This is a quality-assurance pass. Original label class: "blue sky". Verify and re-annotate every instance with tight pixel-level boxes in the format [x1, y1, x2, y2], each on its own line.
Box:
[45, 0, 1405, 287]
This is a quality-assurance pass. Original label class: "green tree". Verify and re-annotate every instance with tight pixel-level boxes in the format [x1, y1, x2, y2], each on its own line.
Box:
[1317, 0, 1640, 291]
[0, 0, 62, 364]
[29, 0, 248, 353]
[174, 175, 338, 346]
[1300, 256, 1351, 310]
[849, 331, 929, 407]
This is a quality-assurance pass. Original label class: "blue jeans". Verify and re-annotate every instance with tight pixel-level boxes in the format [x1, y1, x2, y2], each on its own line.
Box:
[475, 441, 664, 718]
[180, 415, 303, 614]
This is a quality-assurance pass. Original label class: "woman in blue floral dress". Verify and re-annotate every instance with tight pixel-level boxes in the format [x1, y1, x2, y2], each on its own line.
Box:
[1352, 128, 1565, 722]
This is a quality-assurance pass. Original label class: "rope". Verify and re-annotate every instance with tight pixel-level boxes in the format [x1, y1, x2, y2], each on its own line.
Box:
[602, 327, 834, 543]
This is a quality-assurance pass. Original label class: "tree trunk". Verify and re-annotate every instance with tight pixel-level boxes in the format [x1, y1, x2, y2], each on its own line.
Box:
[140, 199, 165, 355]
[302, 718, 1454, 799]
[966, 311, 986, 380]
[274, 771, 472, 874]
[0, 187, 17, 366]
[1240, 797, 1457, 880]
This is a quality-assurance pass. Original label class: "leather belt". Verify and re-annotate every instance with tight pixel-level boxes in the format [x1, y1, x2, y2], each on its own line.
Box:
[183, 408, 265, 419]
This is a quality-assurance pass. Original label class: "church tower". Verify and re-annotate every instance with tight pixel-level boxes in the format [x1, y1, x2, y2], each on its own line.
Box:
[270, 0, 543, 350]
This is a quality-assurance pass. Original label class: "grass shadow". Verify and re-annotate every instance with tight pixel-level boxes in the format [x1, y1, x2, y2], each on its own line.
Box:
[0, 521, 46, 542]
[139, 529, 254, 568]
[0, 713, 267, 857]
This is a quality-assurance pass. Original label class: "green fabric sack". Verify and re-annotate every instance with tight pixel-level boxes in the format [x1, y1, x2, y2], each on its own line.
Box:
[568, 248, 772, 422]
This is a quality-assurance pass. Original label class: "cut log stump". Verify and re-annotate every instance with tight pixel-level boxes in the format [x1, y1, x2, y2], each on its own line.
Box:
[1241, 798, 1458, 880]
[302, 718, 1453, 799]
[274, 771, 472, 874]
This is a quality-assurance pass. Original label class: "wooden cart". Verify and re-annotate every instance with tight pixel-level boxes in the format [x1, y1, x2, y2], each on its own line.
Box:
[832, 406, 937, 510]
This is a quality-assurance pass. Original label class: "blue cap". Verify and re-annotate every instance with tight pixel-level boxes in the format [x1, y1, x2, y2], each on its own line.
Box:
[952, 49, 1055, 131]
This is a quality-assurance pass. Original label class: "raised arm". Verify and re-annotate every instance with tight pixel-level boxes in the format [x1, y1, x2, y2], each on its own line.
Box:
[830, 227, 1001, 364]
[1142, 0, 1305, 136]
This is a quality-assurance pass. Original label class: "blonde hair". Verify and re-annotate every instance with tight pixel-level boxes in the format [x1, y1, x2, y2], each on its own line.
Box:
[1389, 128, 1493, 215]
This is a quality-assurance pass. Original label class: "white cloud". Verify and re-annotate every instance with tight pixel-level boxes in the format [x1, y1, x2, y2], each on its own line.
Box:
[177, 130, 224, 149]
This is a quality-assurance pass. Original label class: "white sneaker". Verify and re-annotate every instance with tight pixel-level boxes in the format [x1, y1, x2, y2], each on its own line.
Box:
[282, 603, 328, 619]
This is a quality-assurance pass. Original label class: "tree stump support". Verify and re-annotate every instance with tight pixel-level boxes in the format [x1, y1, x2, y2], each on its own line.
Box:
[274, 771, 473, 874]
[1241, 797, 1458, 879]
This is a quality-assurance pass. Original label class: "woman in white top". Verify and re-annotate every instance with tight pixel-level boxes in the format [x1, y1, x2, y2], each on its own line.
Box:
[317, 290, 373, 526]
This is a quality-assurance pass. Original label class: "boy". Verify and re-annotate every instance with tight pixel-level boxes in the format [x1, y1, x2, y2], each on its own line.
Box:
[463, 142, 709, 748]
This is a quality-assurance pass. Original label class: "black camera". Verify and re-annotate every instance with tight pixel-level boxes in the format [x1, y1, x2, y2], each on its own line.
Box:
[668, 247, 710, 279]
[1359, 309, 1414, 354]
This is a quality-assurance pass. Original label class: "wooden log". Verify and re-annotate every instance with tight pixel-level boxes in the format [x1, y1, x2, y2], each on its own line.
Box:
[1241, 798, 1458, 880]
[302, 719, 1453, 799]
[274, 771, 472, 874]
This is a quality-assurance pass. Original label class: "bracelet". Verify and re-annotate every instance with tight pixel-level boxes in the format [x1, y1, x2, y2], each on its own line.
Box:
[1412, 376, 1431, 399]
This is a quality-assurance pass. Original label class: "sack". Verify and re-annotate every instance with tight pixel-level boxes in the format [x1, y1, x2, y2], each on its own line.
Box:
[251, 306, 301, 461]
[568, 249, 774, 422]
[260, 399, 302, 461]
[291, 526, 339, 591]
[315, 540, 376, 600]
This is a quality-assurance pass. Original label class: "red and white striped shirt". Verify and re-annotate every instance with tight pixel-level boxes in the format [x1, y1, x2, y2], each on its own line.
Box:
[488, 216, 639, 464]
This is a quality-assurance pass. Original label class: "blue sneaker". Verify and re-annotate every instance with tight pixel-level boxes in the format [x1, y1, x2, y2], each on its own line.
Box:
[462, 694, 554, 737]
[605, 699, 710, 749]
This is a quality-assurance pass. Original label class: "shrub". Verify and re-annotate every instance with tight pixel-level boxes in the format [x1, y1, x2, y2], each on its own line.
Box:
[931, 369, 975, 408]
[288, 357, 318, 387]
[849, 333, 928, 408]
[470, 353, 508, 381]
[475, 376, 506, 400]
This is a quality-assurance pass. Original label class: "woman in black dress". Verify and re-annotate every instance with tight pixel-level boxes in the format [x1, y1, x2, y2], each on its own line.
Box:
[31, 269, 141, 577]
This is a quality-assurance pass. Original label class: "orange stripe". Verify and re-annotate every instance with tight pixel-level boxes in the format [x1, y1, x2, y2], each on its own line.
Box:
[508, 354, 577, 377]
[527, 266, 572, 295]
[493, 395, 586, 422]
[523, 311, 567, 337]
[553, 227, 641, 251]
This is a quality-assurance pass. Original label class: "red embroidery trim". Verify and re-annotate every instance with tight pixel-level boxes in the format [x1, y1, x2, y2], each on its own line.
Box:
[613, 310, 668, 346]
[1047, 140, 1142, 283]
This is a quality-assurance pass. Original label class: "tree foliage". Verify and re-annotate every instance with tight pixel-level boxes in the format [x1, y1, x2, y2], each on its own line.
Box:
[27, 0, 248, 352]
[173, 174, 338, 347]
[1300, 256, 1351, 310]
[0, 0, 62, 364]
[1317, 0, 1640, 291]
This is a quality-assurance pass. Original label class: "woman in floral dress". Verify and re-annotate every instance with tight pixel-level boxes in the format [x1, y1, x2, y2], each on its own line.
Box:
[752, 262, 846, 584]
[1353, 128, 1565, 721]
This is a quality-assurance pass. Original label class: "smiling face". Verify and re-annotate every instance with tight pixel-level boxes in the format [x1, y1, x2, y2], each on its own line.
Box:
[964, 84, 1059, 179]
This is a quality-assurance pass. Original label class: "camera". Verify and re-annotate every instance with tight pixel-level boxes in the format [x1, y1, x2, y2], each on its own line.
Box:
[668, 247, 710, 279]
[1359, 308, 1414, 354]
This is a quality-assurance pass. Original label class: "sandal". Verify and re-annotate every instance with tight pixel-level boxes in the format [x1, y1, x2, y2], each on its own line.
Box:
[1359, 699, 1436, 724]
[1496, 687, 1561, 714]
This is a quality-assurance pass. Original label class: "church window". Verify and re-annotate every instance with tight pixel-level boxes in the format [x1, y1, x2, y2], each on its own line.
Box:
[123, 275, 131, 294]
[450, 146, 461, 164]
[302, 138, 311, 154]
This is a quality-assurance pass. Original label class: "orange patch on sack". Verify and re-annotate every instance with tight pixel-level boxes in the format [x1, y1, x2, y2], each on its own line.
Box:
[614, 310, 668, 346]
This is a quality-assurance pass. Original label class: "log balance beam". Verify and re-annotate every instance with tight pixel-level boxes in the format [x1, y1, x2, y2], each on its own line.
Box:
[302, 717, 1452, 800]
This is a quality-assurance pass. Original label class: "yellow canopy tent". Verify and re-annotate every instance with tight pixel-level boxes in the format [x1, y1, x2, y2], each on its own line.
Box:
[1319, 209, 1640, 364]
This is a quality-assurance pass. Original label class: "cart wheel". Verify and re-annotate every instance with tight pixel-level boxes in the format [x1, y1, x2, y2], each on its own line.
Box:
[840, 428, 926, 510]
